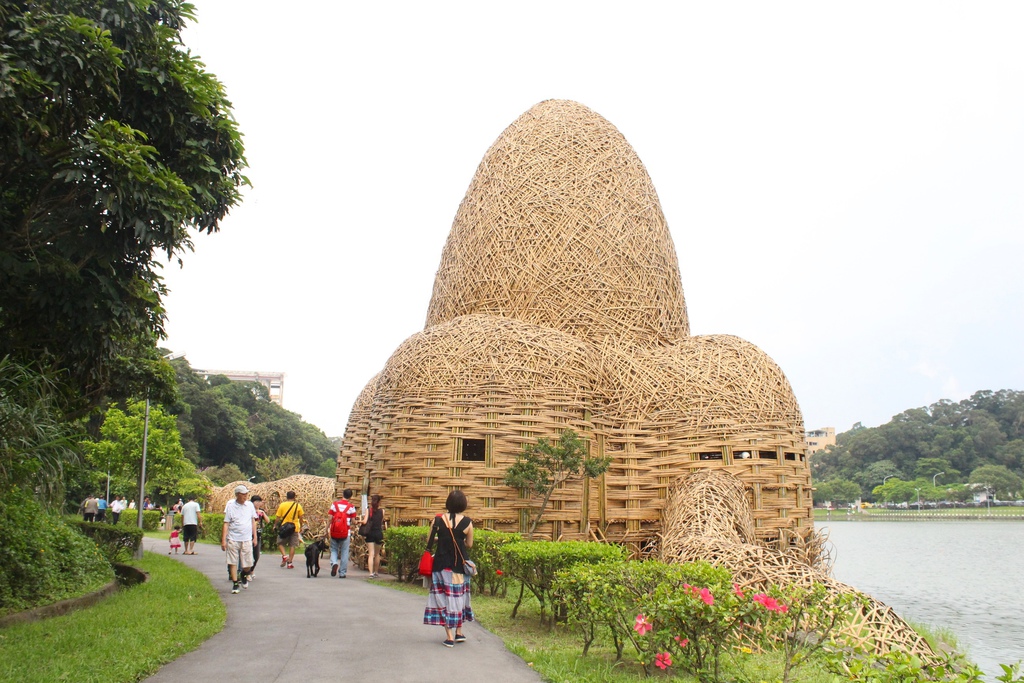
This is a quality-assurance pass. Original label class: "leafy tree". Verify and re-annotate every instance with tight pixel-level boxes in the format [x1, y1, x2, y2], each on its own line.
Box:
[825, 479, 861, 505]
[504, 429, 611, 540]
[80, 400, 194, 503]
[0, 0, 247, 416]
[968, 465, 1023, 500]
[253, 454, 302, 482]
[201, 463, 246, 486]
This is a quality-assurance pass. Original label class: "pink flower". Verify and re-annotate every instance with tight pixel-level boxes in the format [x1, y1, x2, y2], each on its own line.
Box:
[699, 587, 714, 605]
[654, 652, 673, 670]
[634, 614, 653, 636]
[674, 635, 689, 648]
[752, 593, 788, 613]
[733, 583, 745, 599]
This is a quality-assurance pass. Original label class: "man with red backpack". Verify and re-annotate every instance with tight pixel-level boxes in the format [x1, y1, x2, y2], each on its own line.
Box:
[328, 488, 358, 578]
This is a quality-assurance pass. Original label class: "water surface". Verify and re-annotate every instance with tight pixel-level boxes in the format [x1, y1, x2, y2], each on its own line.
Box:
[819, 520, 1024, 679]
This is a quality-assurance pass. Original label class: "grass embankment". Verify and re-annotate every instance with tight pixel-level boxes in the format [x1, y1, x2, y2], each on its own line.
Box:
[0, 553, 224, 683]
[381, 579, 832, 683]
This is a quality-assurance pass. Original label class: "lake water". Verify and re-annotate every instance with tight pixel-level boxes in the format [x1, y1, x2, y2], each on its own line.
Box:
[818, 519, 1024, 679]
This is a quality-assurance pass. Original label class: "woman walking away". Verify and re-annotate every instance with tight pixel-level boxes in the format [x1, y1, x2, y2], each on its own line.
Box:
[361, 494, 386, 577]
[249, 495, 270, 579]
[423, 490, 474, 647]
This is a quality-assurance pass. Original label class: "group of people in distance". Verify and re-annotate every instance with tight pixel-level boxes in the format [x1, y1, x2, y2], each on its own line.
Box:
[79, 494, 133, 524]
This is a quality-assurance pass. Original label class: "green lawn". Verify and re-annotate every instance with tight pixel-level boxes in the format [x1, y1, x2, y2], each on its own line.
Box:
[0, 553, 224, 683]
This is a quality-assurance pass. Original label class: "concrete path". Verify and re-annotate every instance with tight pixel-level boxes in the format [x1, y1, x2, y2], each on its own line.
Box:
[142, 537, 541, 683]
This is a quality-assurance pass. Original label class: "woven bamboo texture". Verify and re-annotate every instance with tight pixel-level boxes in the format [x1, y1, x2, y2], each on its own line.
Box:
[339, 99, 812, 548]
[660, 470, 935, 659]
[209, 475, 336, 540]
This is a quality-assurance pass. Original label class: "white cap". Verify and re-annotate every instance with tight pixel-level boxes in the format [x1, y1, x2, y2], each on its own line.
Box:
[234, 485, 249, 494]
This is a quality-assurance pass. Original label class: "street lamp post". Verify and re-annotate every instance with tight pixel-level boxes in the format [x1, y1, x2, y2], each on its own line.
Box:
[134, 351, 184, 559]
[883, 475, 896, 484]
[932, 472, 944, 488]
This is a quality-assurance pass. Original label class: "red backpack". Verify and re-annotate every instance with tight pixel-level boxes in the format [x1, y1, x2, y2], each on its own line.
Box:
[329, 503, 351, 539]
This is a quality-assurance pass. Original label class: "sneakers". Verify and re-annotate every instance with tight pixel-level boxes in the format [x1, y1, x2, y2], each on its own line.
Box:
[442, 639, 454, 648]
[331, 564, 338, 577]
[454, 634, 466, 643]
[287, 563, 295, 569]
[231, 582, 240, 594]
[241, 577, 249, 589]
[280, 556, 288, 567]
[338, 573, 346, 579]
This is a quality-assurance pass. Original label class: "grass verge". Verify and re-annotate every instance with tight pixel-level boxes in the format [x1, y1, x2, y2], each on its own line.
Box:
[0, 552, 225, 683]
[382, 579, 833, 683]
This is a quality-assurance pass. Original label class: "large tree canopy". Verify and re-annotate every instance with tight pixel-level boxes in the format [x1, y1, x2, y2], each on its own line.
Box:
[0, 0, 247, 415]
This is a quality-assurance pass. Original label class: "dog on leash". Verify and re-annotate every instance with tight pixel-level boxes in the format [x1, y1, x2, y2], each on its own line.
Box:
[305, 539, 327, 578]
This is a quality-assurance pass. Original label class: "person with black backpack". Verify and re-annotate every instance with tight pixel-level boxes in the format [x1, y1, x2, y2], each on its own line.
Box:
[327, 488, 358, 578]
[274, 491, 305, 569]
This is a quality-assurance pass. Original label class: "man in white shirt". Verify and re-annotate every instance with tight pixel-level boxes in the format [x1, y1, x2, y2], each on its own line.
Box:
[181, 495, 202, 555]
[109, 495, 126, 524]
[221, 485, 257, 594]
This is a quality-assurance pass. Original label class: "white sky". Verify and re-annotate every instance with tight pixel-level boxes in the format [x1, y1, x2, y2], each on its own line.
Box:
[162, 2, 1024, 438]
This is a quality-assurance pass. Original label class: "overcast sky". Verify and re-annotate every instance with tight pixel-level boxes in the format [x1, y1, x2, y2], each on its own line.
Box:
[162, 2, 1024, 438]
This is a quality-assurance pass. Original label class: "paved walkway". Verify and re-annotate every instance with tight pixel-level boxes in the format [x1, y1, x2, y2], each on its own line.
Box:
[142, 537, 541, 683]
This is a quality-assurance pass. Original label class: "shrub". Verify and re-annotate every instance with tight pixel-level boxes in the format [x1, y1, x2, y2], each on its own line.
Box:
[499, 540, 626, 624]
[0, 487, 113, 616]
[470, 529, 520, 596]
[383, 525, 431, 581]
[112, 509, 164, 531]
[69, 520, 143, 564]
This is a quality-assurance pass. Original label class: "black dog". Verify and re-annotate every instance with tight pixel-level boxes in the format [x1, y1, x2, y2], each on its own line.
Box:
[305, 539, 327, 578]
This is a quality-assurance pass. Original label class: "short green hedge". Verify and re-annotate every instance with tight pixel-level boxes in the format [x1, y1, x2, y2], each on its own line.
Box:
[69, 520, 143, 564]
[382, 524, 522, 593]
[499, 540, 627, 624]
[384, 525, 431, 581]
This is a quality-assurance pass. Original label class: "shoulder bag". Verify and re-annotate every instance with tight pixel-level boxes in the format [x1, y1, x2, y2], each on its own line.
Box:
[276, 502, 298, 539]
[444, 514, 477, 577]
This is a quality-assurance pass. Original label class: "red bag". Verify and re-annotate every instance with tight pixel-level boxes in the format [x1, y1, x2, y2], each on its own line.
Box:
[418, 550, 434, 576]
[329, 514, 348, 539]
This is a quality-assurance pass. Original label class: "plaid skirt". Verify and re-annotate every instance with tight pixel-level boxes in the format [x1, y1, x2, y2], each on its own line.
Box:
[423, 569, 474, 629]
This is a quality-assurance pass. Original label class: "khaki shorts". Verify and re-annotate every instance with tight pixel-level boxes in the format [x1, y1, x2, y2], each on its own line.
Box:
[278, 531, 302, 548]
[225, 539, 254, 568]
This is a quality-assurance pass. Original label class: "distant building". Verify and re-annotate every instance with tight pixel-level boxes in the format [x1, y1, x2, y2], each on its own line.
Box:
[196, 369, 285, 406]
[806, 427, 836, 454]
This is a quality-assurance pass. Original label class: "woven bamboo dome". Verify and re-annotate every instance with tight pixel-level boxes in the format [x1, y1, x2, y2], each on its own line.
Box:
[339, 99, 812, 549]
[209, 475, 336, 540]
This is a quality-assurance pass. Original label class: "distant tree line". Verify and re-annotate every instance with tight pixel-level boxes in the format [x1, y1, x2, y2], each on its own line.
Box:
[811, 390, 1024, 504]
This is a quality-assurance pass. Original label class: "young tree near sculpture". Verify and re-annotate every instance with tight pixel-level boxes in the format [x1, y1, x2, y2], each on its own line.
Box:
[0, 0, 247, 418]
[504, 429, 611, 540]
[81, 401, 199, 505]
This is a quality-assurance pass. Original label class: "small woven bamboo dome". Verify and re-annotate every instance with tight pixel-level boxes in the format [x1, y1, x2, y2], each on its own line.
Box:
[339, 99, 812, 548]
[209, 475, 336, 540]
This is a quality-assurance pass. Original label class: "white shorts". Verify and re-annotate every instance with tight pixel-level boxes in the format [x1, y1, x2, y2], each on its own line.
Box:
[225, 539, 254, 568]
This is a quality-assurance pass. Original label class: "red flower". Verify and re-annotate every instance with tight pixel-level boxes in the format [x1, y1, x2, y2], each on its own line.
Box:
[733, 583, 745, 599]
[495, 570, 503, 575]
[654, 652, 672, 670]
[699, 587, 714, 606]
[674, 635, 689, 648]
[752, 593, 788, 613]
[634, 614, 653, 636]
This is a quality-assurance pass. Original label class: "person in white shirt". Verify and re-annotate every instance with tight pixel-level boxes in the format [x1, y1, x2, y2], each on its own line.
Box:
[221, 485, 257, 594]
[109, 495, 126, 524]
[180, 496, 203, 555]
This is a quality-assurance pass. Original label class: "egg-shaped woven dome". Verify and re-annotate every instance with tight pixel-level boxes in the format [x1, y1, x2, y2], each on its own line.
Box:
[378, 313, 601, 397]
[425, 99, 688, 347]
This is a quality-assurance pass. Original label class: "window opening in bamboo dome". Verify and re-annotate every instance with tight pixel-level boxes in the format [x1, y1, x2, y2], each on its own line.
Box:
[758, 451, 778, 459]
[698, 451, 723, 461]
[784, 452, 797, 461]
[460, 438, 486, 461]
[736, 451, 752, 459]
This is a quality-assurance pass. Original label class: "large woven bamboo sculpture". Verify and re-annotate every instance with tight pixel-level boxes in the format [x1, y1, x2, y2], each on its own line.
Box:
[338, 99, 810, 547]
[661, 470, 935, 658]
[209, 475, 335, 540]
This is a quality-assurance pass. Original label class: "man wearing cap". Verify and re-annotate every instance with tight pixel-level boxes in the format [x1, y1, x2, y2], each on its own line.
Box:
[222, 484, 258, 594]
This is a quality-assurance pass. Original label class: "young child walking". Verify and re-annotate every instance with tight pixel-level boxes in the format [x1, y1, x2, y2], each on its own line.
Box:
[169, 525, 182, 554]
